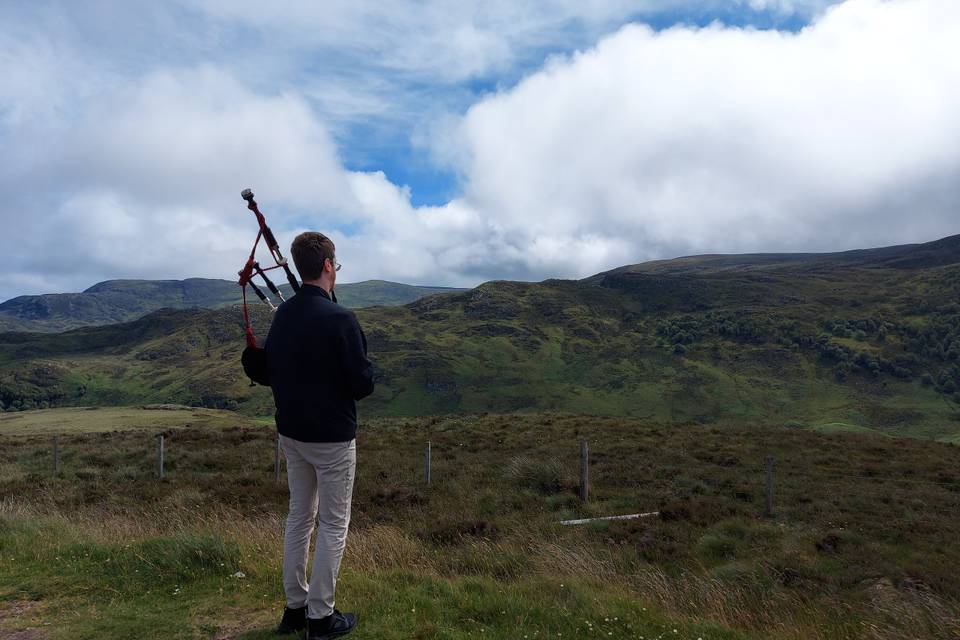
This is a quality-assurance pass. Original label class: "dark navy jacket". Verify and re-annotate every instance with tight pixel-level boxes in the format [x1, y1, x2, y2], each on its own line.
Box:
[264, 284, 374, 442]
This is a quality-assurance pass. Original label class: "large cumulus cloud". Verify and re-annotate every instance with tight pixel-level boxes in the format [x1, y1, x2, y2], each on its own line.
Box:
[445, 0, 960, 279]
[1, 0, 958, 300]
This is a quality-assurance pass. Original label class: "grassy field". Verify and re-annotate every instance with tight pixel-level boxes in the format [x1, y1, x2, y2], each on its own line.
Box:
[2, 410, 959, 639]
[0, 406, 257, 436]
[809, 422, 892, 437]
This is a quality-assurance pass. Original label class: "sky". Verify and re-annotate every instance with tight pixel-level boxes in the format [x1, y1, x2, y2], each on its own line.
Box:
[1, 0, 958, 301]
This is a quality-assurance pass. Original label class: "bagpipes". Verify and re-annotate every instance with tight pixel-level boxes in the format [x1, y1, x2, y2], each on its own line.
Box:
[237, 188, 299, 386]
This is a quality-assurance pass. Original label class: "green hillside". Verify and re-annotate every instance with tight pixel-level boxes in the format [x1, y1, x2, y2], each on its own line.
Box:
[1, 234, 959, 439]
[0, 278, 464, 331]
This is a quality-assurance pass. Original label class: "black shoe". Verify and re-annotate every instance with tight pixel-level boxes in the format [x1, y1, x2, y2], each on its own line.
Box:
[306, 610, 357, 639]
[275, 606, 307, 635]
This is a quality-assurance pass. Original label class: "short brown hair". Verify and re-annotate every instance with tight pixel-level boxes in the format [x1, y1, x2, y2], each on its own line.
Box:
[290, 232, 335, 281]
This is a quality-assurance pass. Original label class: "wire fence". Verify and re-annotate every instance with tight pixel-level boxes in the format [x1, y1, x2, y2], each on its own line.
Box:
[14, 428, 960, 530]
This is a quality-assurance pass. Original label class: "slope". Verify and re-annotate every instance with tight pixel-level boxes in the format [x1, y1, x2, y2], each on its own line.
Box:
[1, 234, 958, 439]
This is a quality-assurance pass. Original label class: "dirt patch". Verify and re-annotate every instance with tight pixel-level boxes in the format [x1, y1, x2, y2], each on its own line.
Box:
[209, 607, 270, 640]
[370, 487, 428, 507]
[421, 519, 498, 545]
[0, 630, 44, 640]
[0, 600, 46, 640]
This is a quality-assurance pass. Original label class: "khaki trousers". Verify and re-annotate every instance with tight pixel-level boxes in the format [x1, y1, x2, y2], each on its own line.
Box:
[279, 435, 356, 619]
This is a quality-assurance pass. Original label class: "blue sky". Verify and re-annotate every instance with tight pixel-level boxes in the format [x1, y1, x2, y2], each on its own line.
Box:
[346, 4, 815, 208]
[1, 0, 958, 300]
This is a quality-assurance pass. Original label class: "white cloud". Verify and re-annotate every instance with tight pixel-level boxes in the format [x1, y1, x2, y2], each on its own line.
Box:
[444, 0, 960, 278]
[1, 65, 360, 298]
[1, 0, 958, 302]
[58, 67, 352, 211]
[0, 61, 487, 296]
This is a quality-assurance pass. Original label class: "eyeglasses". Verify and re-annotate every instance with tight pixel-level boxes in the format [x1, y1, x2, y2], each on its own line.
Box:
[328, 257, 341, 272]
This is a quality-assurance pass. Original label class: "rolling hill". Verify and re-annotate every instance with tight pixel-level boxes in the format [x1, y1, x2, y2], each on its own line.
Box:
[1, 234, 958, 439]
[0, 278, 465, 332]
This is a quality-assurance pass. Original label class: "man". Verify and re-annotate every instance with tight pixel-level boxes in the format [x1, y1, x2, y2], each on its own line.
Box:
[264, 231, 374, 639]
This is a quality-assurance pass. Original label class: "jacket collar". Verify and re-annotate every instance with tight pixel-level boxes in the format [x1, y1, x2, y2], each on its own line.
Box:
[298, 283, 331, 300]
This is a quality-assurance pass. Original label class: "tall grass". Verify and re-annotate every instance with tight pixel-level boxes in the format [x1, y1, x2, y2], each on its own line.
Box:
[2, 412, 959, 638]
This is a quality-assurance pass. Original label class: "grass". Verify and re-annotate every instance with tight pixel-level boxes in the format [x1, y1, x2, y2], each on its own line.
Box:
[810, 422, 890, 437]
[0, 406, 258, 436]
[0, 511, 741, 640]
[2, 411, 960, 638]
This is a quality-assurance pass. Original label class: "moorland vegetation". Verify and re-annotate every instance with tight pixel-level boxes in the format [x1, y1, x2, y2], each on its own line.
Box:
[2, 410, 959, 639]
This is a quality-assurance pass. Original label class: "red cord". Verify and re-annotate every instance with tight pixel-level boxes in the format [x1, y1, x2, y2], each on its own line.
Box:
[241, 286, 257, 348]
[240, 229, 264, 347]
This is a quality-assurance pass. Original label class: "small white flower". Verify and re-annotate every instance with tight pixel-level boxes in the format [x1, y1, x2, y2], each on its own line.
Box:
[232, 571, 246, 579]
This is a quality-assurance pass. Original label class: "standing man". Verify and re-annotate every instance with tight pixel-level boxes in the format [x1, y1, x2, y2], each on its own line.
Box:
[265, 231, 374, 639]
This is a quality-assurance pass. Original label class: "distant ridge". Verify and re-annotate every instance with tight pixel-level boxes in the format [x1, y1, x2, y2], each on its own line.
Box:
[0, 278, 466, 332]
[594, 233, 960, 277]
[579, 233, 960, 314]
[2, 234, 956, 332]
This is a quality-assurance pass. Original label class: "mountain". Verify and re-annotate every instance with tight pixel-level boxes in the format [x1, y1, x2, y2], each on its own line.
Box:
[326, 280, 464, 308]
[0, 278, 465, 332]
[597, 233, 960, 276]
[2, 234, 958, 440]
[0, 279, 238, 332]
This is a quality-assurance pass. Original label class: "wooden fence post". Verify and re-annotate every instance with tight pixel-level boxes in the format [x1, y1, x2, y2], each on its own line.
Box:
[580, 440, 589, 502]
[764, 455, 774, 517]
[425, 441, 432, 487]
[53, 435, 60, 475]
[157, 434, 165, 480]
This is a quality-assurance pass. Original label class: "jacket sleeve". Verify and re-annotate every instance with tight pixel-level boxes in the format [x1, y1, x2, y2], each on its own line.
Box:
[339, 313, 375, 400]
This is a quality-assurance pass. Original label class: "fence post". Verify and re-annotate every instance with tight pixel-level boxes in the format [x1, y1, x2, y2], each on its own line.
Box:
[53, 435, 60, 475]
[764, 455, 774, 517]
[275, 436, 282, 484]
[157, 434, 165, 480]
[580, 440, 589, 502]
[425, 441, 432, 487]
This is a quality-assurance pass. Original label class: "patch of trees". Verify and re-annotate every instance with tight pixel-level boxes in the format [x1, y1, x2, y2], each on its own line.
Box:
[818, 313, 960, 392]
[655, 310, 957, 389]
[0, 384, 62, 411]
[657, 312, 808, 349]
[0, 364, 72, 412]
[897, 316, 960, 364]
[810, 334, 914, 382]
[824, 317, 895, 342]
